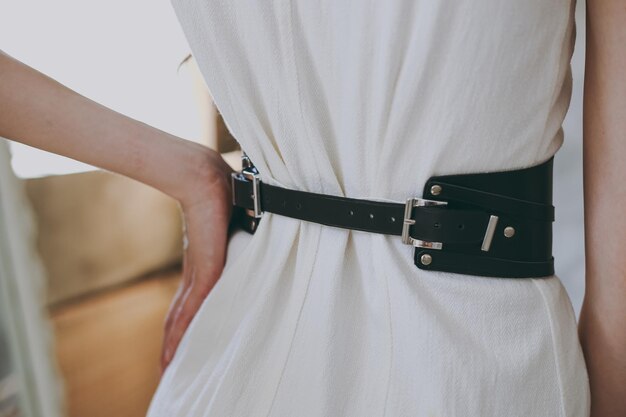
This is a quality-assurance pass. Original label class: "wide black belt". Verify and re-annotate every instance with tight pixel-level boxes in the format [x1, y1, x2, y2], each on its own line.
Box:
[230, 153, 555, 278]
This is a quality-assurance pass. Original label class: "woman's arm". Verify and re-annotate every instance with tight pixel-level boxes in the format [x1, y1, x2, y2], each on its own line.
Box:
[0, 50, 231, 206]
[579, 1, 626, 416]
[0, 50, 235, 374]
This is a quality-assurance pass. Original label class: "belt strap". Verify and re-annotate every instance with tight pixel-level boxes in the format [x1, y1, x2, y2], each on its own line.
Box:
[232, 179, 491, 244]
[230, 155, 556, 279]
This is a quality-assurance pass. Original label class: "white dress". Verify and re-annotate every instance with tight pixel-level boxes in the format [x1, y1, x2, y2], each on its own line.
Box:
[148, 1, 590, 416]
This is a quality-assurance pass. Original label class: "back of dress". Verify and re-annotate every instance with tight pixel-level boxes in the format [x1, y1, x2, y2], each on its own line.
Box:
[148, 1, 590, 416]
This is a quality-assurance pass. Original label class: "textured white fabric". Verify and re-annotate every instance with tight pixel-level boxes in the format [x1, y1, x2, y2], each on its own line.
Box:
[148, 1, 590, 416]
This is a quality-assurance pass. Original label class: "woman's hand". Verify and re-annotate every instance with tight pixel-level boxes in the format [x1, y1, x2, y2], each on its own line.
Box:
[160, 149, 235, 375]
[0, 50, 242, 379]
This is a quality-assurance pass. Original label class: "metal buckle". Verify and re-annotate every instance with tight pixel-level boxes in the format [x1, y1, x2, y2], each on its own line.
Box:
[231, 168, 263, 219]
[401, 197, 448, 249]
[243, 168, 263, 218]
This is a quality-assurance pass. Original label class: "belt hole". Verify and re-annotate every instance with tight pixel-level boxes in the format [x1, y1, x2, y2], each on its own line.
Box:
[433, 222, 440, 229]
[369, 213, 375, 219]
[458, 224, 464, 230]
[348, 209, 355, 216]
[296, 202, 302, 210]
[389, 216, 396, 223]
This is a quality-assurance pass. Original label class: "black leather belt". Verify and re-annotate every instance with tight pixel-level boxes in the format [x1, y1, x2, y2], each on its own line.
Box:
[230, 153, 555, 278]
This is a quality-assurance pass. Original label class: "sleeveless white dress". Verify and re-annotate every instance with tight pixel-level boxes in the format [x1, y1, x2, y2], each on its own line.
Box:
[148, 1, 590, 416]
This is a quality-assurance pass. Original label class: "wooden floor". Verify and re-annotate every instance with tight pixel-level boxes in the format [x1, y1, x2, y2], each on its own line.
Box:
[49, 269, 181, 417]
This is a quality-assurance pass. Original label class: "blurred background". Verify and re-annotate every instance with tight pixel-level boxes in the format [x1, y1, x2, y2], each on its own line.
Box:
[0, 1, 242, 416]
[0, 0, 587, 416]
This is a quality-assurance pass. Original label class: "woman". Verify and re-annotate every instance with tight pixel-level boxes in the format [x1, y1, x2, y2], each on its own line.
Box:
[1, 1, 624, 416]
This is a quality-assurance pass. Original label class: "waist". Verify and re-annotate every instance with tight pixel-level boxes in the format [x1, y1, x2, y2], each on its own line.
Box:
[230, 152, 555, 279]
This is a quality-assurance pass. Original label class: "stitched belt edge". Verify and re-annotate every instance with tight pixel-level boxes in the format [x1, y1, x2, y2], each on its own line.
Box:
[230, 155, 555, 279]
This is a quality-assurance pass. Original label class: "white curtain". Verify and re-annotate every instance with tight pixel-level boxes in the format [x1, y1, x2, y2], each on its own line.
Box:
[0, 139, 63, 417]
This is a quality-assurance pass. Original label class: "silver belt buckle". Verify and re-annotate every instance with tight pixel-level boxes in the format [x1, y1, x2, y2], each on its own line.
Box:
[401, 197, 448, 249]
[231, 168, 263, 219]
[241, 168, 263, 219]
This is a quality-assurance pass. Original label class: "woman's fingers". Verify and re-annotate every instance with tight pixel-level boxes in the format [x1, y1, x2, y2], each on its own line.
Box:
[160, 283, 188, 373]
[160, 284, 191, 374]
[160, 273, 217, 375]
[163, 273, 188, 337]
[160, 245, 225, 375]
[160, 254, 193, 373]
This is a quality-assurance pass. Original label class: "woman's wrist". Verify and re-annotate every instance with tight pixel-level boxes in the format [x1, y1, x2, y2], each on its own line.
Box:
[117, 116, 233, 209]
[170, 138, 234, 209]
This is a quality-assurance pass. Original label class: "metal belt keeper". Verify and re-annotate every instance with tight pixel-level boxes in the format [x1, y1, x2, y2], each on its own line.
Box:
[230, 152, 555, 278]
